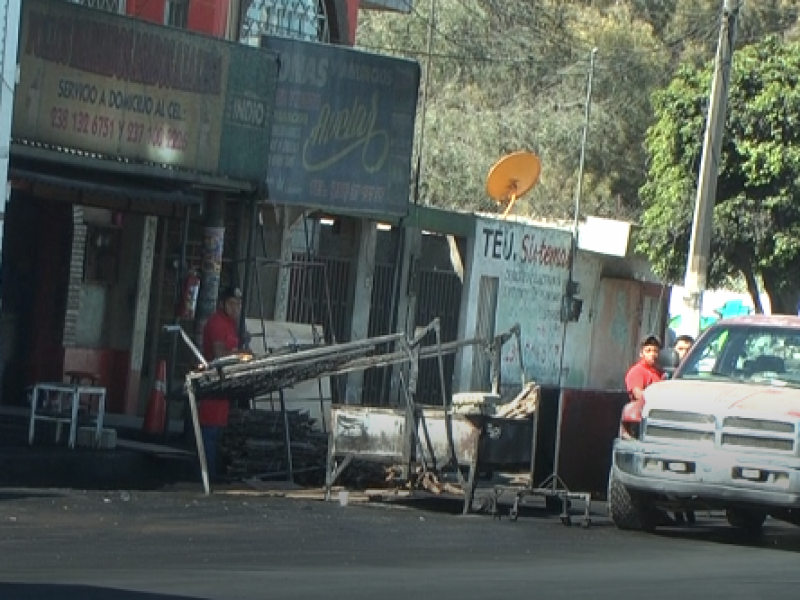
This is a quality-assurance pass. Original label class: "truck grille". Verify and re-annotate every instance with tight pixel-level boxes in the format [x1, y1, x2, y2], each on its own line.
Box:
[648, 410, 715, 425]
[644, 409, 799, 455]
[645, 426, 714, 443]
[721, 434, 794, 452]
[722, 417, 795, 434]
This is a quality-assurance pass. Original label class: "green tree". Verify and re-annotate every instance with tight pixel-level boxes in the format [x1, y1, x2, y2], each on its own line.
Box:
[356, 1, 799, 223]
[358, 1, 671, 220]
[639, 36, 800, 314]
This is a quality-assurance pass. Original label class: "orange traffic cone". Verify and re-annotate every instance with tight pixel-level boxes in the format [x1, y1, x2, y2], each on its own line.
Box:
[142, 360, 167, 435]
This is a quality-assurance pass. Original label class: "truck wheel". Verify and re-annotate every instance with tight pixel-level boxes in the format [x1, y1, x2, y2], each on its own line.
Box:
[607, 470, 660, 532]
[726, 508, 766, 534]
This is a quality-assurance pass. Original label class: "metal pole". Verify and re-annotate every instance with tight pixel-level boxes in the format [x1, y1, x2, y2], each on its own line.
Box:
[279, 388, 294, 482]
[552, 48, 597, 493]
[682, 0, 740, 336]
[239, 194, 258, 347]
[555, 47, 597, 390]
[572, 48, 598, 236]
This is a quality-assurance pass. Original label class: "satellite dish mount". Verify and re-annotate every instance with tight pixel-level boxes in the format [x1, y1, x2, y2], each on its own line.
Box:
[486, 151, 542, 219]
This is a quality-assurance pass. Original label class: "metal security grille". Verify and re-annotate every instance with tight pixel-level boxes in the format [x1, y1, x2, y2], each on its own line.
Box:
[241, 0, 329, 43]
[70, 0, 126, 13]
[471, 275, 498, 391]
[362, 262, 397, 405]
[286, 252, 350, 345]
[414, 269, 463, 406]
[285, 252, 351, 402]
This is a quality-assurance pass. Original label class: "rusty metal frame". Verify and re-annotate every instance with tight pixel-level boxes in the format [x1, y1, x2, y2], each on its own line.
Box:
[325, 323, 533, 515]
[171, 320, 447, 495]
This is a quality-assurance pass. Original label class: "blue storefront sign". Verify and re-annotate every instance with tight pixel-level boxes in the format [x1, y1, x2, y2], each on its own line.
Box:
[260, 36, 421, 218]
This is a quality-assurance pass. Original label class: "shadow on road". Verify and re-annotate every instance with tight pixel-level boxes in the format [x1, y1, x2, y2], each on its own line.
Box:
[656, 521, 800, 553]
[0, 490, 64, 502]
[375, 492, 607, 526]
[0, 583, 203, 600]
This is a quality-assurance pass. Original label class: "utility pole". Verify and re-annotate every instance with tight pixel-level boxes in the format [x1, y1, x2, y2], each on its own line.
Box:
[413, 0, 436, 205]
[682, 0, 740, 337]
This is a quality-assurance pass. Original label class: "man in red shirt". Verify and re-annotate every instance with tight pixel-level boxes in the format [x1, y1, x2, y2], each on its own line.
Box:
[200, 285, 245, 480]
[625, 334, 665, 403]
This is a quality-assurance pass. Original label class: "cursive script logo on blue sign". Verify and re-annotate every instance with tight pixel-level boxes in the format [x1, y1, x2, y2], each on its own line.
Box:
[302, 92, 389, 174]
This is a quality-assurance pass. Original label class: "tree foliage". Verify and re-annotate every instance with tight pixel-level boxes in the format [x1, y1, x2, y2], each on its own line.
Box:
[356, 0, 800, 224]
[638, 36, 800, 313]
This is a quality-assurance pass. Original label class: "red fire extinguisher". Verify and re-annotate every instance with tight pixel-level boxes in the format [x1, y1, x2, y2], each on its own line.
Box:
[178, 270, 200, 320]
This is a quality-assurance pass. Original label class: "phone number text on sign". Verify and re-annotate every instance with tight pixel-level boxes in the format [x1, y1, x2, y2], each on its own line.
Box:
[49, 106, 190, 151]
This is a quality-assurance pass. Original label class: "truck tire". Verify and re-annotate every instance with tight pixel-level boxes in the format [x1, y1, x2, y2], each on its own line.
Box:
[726, 508, 766, 534]
[607, 470, 660, 532]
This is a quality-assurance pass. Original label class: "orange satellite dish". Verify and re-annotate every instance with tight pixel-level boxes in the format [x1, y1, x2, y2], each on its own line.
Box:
[486, 151, 541, 219]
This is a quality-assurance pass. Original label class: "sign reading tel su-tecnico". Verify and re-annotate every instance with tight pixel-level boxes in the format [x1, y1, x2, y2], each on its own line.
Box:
[14, 0, 279, 182]
[260, 36, 421, 218]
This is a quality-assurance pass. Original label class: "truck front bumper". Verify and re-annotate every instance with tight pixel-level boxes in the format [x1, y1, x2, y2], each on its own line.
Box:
[613, 438, 800, 508]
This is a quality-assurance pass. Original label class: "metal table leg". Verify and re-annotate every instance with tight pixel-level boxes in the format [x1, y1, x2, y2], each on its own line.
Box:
[68, 387, 80, 449]
[279, 389, 294, 482]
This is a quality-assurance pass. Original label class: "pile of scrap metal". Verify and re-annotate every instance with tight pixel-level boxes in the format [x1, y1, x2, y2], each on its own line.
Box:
[451, 382, 539, 419]
[220, 407, 327, 485]
[495, 382, 539, 418]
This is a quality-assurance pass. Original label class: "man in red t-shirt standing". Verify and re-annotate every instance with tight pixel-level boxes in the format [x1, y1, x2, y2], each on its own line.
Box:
[625, 334, 665, 403]
[200, 285, 245, 480]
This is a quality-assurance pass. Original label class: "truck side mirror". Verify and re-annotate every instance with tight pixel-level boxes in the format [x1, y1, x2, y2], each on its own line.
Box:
[657, 348, 680, 373]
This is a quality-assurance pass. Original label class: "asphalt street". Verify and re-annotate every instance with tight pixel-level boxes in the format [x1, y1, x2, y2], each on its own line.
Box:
[1, 488, 799, 599]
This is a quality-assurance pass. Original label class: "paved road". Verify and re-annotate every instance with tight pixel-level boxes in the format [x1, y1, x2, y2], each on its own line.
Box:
[1, 488, 799, 599]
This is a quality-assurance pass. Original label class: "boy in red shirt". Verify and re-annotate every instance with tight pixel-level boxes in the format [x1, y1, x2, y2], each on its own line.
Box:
[625, 334, 665, 403]
[625, 334, 689, 525]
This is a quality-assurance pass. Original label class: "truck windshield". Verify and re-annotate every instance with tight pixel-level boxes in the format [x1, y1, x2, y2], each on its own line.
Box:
[676, 325, 800, 388]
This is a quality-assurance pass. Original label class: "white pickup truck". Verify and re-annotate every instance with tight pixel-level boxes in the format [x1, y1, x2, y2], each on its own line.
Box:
[609, 315, 800, 533]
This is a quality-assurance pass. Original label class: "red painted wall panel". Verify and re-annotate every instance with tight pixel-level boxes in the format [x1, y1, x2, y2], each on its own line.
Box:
[127, 0, 166, 25]
[557, 389, 628, 497]
[345, 0, 360, 45]
[188, 0, 229, 37]
[63, 348, 131, 415]
[127, 0, 229, 38]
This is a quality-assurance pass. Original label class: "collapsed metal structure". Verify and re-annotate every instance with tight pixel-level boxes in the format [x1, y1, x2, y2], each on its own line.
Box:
[172, 318, 469, 495]
[171, 320, 591, 526]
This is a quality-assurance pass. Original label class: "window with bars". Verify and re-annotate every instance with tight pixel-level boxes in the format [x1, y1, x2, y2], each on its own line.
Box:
[241, 0, 329, 44]
[165, 0, 189, 28]
[70, 0, 126, 13]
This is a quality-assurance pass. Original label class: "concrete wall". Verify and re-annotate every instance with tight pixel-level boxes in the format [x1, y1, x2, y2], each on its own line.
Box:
[456, 217, 573, 396]
[560, 251, 603, 388]
[454, 215, 666, 396]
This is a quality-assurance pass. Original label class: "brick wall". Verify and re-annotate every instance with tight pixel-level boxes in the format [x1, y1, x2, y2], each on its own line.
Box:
[62, 206, 86, 347]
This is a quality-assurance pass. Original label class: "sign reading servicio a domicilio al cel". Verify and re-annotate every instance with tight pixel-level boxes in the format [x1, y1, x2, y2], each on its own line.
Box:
[14, 0, 278, 182]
